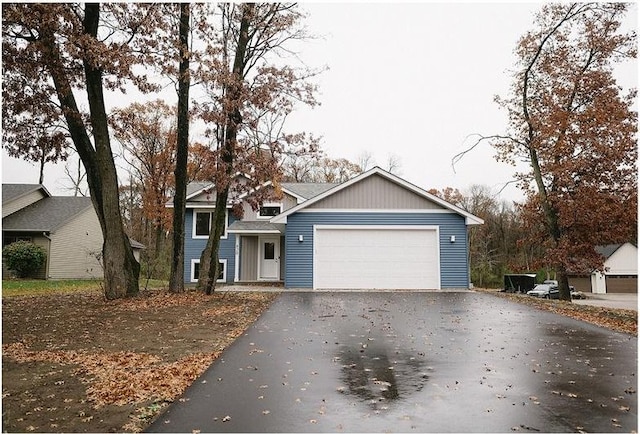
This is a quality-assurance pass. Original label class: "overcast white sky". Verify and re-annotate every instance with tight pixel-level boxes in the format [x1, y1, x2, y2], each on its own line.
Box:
[2, 2, 638, 203]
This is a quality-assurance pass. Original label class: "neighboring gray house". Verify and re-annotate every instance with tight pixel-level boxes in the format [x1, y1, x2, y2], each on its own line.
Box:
[2, 184, 143, 280]
[180, 167, 484, 290]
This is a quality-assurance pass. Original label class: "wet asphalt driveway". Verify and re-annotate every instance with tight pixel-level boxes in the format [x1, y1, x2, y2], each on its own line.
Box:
[147, 291, 637, 433]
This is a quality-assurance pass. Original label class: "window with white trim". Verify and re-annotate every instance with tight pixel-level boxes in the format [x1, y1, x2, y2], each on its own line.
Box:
[192, 209, 228, 239]
[257, 203, 282, 219]
[191, 258, 227, 283]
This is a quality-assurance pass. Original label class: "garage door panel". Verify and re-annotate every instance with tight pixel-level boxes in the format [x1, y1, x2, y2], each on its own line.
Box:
[314, 227, 440, 289]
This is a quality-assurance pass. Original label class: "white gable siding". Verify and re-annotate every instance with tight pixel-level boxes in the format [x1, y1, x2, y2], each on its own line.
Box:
[2, 190, 47, 218]
[48, 208, 103, 279]
[605, 243, 637, 275]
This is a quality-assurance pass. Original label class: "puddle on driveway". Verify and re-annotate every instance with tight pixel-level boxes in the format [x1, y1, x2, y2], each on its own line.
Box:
[336, 343, 429, 410]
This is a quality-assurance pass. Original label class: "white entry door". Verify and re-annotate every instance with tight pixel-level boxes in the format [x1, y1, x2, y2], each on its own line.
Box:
[259, 237, 280, 280]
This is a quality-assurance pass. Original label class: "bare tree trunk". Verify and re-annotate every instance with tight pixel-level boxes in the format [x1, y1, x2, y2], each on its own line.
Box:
[169, 3, 190, 293]
[38, 148, 45, 184]
[45, 5, 139, 300]
[198, 3, 254, 295]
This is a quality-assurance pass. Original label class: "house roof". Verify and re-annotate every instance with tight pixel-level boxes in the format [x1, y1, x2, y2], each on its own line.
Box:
[2, 196, 94, 232]
[2, 184, 51, 205]
[281, 183, 338, 200]
[227, 221, 285, 234]
[595, 244, 622, 259]
[595, 243, 637, 259]
[179, 180, 336, 207]
[271, 166, 485, 225]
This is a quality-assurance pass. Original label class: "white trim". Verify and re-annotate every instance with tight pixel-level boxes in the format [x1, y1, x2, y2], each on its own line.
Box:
[192, 208, 229, 240]
[185, 184, 216, 201]
[190, 258, 227, 283]
[227, 229, 282, 234]
[234, 236, 240, 283]
[257, 235, 280, 281]
[270, 166, 484, 226]
[312, 224, 441, 290]
[256, 202, 283, 220]
[185, 203, 233, 209]
[297, 208, 456, 214]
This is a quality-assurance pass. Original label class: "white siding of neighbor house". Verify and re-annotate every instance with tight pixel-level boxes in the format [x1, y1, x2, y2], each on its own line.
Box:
[48, 208, 103, 279]
[605, 243, 638, 275]
[2, 190, 47, 218]
[308, 174, 445, 210]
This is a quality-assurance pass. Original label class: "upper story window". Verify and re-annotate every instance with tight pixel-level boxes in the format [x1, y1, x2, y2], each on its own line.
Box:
[193, 209, 228, 239]
[258, 203, 282, 219]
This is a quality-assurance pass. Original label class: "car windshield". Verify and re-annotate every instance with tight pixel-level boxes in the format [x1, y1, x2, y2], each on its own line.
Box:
[532, 285, 549, 291]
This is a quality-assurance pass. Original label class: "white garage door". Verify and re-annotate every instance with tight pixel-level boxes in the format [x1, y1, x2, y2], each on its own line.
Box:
[313, 225, 440, 289]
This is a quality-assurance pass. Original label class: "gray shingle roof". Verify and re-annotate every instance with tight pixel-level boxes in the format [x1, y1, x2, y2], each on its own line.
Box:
[595, 244, 623, 259]
[281, 183, 338, 199]
[2, 184, 50, 205]
[2, 196, 93, 232]
[227, 221, 285, 233]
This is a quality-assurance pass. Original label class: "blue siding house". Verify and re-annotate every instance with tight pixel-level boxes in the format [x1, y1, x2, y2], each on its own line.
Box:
[181, 167, 483, 289]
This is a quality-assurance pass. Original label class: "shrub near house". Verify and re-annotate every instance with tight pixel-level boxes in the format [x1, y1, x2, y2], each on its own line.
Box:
[3, 241, 46, 278]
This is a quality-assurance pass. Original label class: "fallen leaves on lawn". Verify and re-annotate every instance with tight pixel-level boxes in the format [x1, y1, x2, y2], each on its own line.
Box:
[3, 342, 218, 407]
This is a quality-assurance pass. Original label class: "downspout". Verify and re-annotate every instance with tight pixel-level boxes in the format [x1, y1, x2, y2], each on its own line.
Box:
[42, 232, 52, 280]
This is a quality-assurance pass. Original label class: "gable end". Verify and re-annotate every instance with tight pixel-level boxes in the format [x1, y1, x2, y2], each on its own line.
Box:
[307, 174, 445, 210]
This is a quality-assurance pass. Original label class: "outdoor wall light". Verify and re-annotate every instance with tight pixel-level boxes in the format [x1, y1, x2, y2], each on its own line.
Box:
[298, 235, 304, 242]
[450, 235, 456, 243]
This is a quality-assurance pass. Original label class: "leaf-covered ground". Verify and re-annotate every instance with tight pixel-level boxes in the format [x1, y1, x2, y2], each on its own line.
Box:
[1, 288, 278, 432]
[3, 287, 635, 432]
[476, 289, 637, 336]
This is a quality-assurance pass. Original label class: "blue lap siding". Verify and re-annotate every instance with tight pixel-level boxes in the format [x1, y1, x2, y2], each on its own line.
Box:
[284, 212, 469, 289]
[184, 209, 236, 283]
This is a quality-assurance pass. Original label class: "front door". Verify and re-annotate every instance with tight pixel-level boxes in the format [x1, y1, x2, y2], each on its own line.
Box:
[259, 237, 280, 280]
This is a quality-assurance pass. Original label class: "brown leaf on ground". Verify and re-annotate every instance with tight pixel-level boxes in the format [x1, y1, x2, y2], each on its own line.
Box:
[2, 289, 278, 432]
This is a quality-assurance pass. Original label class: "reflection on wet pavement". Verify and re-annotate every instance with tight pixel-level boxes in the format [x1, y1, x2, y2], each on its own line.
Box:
[337, 344, 428, 410]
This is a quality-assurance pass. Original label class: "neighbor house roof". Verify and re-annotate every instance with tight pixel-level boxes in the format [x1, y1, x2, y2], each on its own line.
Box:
[2, 184, 51, 205]
[2, 196, 93, 232]
[271, 166, 485, 225]
[595, 243, 637, 259]
[596, 244, 623, 259]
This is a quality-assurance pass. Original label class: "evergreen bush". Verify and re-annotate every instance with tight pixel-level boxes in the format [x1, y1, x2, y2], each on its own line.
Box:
[2, 241, 46, 278]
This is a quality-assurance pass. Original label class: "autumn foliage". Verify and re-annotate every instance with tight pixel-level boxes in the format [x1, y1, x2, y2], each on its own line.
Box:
[457, 3, 638, 299]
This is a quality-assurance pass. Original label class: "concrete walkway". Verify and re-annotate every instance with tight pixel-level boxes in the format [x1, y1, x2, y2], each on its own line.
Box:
[147, 291, 636, 433]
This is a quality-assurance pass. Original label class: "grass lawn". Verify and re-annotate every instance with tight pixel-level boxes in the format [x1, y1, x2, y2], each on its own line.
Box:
[2, 279, 169, 297]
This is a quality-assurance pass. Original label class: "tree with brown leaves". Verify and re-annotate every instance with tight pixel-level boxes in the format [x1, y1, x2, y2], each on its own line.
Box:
[193, 3, 320, 294]
[2, 4, 171, 299]
[455, 3, 637, 300]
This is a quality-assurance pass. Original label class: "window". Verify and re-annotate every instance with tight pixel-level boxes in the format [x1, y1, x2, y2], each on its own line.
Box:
[2, 236, 33, 248]
[191, 259, 226, 283]
[264, 242, 275, 260]
[192, 209, 227, 239]
[258, 204, 282, 219]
